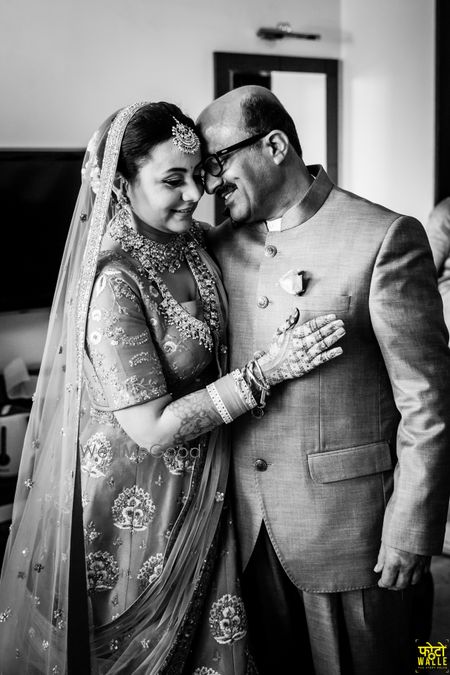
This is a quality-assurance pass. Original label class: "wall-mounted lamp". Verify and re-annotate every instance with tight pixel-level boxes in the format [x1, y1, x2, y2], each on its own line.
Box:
[257, 22, 321, 41]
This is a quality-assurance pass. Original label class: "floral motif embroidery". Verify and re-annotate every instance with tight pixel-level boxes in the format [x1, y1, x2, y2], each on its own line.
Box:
[209, 594, 247, 645]
[90, 348, 165, 408]
[89, 330, 102, 346]
[86, 551, 119, 593]
[81, 432, 113, 478]
[112, 486, 156, 532]
[91, 308, 102, 321]
[105, 323, 149, 347]
[0, 608, 12, 622]
[163, 340, 178, 355]
[84, 521, 101, 544]
[53, 608, 66, 630]
[110, 276, 140, 306]
[137, 553, 164, 589]
[193, 669, 221, 675]
[127, 446, 148, 464]
[123, 375, 157, 403]
[163, 445, 197, 476]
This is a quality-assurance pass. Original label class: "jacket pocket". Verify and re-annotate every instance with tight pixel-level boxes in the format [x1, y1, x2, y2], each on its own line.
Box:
[308, 441, 392, 483]
[293, 294, 351, 312]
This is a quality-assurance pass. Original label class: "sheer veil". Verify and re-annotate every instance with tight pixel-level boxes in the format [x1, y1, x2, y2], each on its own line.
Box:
[0, 102, 231, 674]
[0, 102, 150, 673]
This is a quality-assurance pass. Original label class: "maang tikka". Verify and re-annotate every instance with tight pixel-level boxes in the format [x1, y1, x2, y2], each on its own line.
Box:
[171, 116, 200, 155]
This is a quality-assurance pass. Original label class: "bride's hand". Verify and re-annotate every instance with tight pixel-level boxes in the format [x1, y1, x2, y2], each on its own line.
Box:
[256, 309, 345, 386]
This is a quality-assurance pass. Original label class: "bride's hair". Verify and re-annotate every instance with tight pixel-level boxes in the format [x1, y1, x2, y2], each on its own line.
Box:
[113, 102, 197, 181]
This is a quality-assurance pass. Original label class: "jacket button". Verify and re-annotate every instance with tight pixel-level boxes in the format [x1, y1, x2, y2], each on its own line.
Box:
[255, 458, 268, 471]
[264, 245, 277, 258]
[257, 296, 269, 309]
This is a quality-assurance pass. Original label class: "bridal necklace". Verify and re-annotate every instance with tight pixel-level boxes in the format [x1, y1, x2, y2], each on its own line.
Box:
[108, 206, 221, 350]
[108, 206, 200, 274]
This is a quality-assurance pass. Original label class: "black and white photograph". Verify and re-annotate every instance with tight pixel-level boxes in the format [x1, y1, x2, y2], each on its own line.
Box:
[0, 1, 449, 673]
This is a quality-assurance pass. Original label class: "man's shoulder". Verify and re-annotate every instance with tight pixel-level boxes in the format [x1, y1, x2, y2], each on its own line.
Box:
[332, 184, 402, 221]
[328, 184, 425, 243]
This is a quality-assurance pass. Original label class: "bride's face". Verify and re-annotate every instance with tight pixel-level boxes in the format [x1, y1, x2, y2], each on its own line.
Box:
[127, 139, 203, 234]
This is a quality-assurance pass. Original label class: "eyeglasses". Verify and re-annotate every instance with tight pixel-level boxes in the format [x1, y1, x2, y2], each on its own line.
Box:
[202, 131, 268, 177]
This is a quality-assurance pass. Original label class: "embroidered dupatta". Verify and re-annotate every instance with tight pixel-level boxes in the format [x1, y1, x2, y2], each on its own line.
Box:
[0, 103, 233, 674]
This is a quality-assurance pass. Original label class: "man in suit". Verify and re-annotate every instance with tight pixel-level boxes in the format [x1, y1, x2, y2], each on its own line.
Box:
[197, 86, 450, 675]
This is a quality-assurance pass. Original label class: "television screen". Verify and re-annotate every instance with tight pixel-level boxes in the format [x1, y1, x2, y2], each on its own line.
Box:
[0, 149, 85, 312]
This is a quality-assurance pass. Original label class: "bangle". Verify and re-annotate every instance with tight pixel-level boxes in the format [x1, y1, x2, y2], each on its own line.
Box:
[230, 369, 257, 409]
[253, 358, 270, 391]
[243, 360, 271, 418]
[206, 382, 233, 424]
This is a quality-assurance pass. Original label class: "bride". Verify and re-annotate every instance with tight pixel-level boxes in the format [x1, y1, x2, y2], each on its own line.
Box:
[0, 101, 344, 674]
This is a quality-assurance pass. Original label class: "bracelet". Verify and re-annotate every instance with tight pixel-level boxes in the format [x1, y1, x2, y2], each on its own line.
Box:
[206, 382, 233, 424]
[243, 360, 271, 418]
[230, 369, 257, 409]
[253, 358, 270, 391]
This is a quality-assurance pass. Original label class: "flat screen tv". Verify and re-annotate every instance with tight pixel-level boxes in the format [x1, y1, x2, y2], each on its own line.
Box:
[0, 149, 85, 312]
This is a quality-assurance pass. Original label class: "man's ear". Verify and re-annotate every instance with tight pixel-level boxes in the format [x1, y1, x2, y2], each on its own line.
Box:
[265, 130, 289, 165]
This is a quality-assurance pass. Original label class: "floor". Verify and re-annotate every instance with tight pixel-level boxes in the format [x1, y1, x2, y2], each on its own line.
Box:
[430, 554, 450, 642]
[0, 523, 448, 664]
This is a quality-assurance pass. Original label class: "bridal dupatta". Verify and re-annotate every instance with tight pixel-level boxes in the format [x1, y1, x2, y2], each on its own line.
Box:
[0, 103, 237, 674]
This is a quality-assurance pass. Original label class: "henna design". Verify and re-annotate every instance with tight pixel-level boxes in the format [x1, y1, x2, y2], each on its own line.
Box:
[147, 390, 223, 457]
[257, 311, 345, 386]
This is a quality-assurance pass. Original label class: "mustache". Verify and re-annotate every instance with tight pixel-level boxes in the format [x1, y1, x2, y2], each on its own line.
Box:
[217, 183, 236, 200]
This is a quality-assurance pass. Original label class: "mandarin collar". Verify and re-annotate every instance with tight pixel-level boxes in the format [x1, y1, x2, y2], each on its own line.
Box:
[229, 165, 333, 234]
[277, 165, 333, 232]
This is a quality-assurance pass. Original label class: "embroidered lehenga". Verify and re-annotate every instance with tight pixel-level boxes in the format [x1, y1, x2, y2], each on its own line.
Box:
[0, 104, 253, 674]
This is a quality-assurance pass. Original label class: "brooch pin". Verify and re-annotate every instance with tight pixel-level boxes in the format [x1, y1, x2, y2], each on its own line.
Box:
[279, 269, 306, 296]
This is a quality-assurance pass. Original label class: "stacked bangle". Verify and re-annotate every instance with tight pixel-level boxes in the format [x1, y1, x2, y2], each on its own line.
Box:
[242, 359, 271, 418]
[206, 370, 258, 424]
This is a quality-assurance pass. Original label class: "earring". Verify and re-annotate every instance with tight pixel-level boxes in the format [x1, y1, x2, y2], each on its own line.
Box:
[117, 176, 129, 208]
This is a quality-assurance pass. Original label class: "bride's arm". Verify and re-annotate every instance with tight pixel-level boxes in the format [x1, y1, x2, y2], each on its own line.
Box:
[115, 311, 345, 455]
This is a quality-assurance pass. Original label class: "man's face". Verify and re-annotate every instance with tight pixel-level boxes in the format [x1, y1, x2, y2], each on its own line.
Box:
[201, 125, 275, 224]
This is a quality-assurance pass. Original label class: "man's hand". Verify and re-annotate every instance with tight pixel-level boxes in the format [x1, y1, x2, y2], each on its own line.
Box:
[374, 543, 431, 590]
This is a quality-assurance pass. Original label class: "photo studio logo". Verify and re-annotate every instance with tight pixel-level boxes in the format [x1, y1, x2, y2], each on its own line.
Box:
[415, 640, 449, 672]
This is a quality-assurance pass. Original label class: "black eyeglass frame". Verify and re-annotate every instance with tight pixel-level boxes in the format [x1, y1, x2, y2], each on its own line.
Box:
[202, 131, 268, 177]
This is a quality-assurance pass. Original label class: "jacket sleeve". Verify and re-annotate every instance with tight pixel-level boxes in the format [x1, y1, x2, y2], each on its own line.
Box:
[423, 198, 450, 274]
[369, 215, 450, 554]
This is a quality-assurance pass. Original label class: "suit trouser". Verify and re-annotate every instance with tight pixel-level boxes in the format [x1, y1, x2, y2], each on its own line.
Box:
[241, 524, 433, 675]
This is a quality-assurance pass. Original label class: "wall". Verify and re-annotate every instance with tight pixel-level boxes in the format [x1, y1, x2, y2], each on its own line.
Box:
[340, 0, 435, 224]
[0, 0, 436, 369]
[0, 0, 340, 370]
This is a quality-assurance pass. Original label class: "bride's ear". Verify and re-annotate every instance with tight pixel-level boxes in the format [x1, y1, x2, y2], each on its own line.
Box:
[113, 173, 130, 204]
[265, 130, 289, 165]
[117, 174, 129, 194]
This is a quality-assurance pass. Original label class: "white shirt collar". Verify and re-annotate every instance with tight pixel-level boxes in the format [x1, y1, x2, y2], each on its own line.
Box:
[266, 217, 282, 232]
